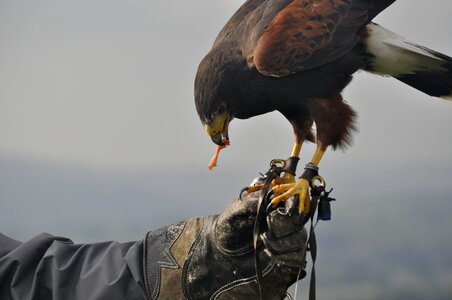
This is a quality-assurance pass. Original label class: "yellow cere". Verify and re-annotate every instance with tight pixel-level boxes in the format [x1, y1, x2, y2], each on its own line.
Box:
[204, 112, 230, 137]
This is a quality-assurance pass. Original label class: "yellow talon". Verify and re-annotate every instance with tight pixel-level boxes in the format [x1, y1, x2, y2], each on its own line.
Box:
[270, 183, 294, 202]
[242, 170, 296, 196]
[301, 185, 311, 214]
[270, 178, 311, 214]
[245, 184, 265, 193]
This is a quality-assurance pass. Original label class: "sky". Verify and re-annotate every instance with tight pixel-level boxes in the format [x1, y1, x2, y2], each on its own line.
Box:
[1, 0, 451, 171]
[1, 0, 452, 299]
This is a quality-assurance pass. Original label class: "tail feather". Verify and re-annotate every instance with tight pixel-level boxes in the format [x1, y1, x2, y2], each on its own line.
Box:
[364, 23, 452, 100]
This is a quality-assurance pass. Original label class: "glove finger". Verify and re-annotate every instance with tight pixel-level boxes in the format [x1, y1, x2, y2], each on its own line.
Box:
[261, 229, 308, 268]
[215, 191, 262, 253]
[266, 196, 305, 239]
[261, 227, 307, 255]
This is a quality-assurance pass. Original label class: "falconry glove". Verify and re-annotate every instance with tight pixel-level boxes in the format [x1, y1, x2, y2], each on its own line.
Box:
[0, 192, 306, 300]
[144, 191, 307, 300]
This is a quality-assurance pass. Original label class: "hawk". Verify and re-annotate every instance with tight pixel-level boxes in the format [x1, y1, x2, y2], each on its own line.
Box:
[194, 0, 452, 212]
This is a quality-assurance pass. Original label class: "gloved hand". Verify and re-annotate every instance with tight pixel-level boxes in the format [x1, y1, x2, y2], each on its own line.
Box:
[143, 191, 307, 300]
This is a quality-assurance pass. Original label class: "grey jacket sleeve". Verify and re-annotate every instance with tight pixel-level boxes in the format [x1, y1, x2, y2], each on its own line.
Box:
[0, 232, 148, 300]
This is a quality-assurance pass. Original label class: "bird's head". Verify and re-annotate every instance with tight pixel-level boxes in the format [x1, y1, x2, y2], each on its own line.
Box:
[194, 50, 237, 147]
[203, 103, 232, 146]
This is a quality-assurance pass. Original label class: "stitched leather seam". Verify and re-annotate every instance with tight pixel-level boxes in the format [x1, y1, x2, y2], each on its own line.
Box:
[144, 221, 187, 300]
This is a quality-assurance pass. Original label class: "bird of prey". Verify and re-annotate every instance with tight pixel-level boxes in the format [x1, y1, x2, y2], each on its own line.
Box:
[194, 0, 452, 213]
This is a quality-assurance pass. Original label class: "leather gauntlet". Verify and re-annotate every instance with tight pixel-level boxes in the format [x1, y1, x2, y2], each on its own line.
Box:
[143, 191, 307, 300]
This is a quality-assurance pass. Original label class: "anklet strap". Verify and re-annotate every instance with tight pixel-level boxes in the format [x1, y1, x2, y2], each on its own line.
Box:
[304, 163, 319, 172]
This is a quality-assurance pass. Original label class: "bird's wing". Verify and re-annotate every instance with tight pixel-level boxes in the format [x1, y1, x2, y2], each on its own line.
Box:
[249, 0, 381, 77]
[213, 0, 292, 48]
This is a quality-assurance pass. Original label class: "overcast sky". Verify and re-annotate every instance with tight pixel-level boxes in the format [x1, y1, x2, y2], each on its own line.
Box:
[1, 0, 451, 172]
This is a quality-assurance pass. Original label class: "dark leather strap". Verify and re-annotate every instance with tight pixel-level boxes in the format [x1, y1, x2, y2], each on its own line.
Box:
[308, 206, 318, 300]
[254, 167, 280, 299]
[307, 185, 322, 300]
[283, 156, 300, 176]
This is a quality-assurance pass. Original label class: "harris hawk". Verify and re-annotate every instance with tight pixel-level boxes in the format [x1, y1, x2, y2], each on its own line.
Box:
[194, 0, 452, 213]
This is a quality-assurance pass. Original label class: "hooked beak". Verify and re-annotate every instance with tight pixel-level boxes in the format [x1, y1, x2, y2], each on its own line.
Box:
[211, 131, 230, 146]
[205, 113, 231, 147]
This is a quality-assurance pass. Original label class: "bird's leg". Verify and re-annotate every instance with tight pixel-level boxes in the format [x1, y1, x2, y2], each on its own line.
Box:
[310, 144, 325, 165]
[270, 144, 326, 214]
[276, 140, 302, 183]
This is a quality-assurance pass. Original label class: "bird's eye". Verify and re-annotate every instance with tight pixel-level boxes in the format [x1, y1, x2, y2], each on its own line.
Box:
[218, 104, 226, 114]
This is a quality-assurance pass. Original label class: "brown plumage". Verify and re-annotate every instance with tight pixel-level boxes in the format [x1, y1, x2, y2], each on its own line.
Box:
[195, 0, 452, 172]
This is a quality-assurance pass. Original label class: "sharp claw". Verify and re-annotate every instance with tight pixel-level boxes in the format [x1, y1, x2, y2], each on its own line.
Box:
[263, 189, 274, 211]
[239, 187, 249, 200]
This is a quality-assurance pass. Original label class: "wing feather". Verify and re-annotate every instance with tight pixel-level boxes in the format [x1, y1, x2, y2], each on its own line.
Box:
[252, 0, 373, 76]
